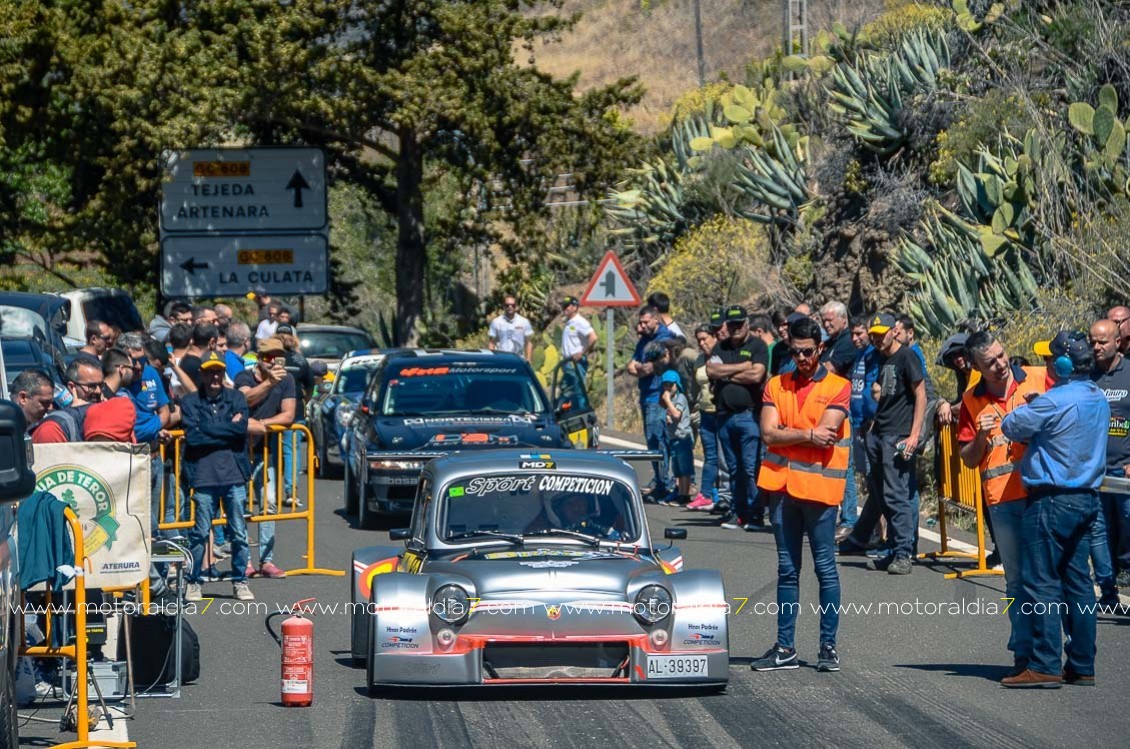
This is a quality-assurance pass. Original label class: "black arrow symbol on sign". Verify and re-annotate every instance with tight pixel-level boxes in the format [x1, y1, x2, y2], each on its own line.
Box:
[180, 257, 211, 274]
[600, 269, 617, 297]
[286, 169, 311, 208]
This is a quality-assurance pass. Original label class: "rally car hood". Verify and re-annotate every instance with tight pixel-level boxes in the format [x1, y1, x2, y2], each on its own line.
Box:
[423, 546, 663, 598]
[376, 414, 559, 451]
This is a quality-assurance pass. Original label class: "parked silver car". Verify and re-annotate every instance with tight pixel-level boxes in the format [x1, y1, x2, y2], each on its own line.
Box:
[350, 449, 729, 690]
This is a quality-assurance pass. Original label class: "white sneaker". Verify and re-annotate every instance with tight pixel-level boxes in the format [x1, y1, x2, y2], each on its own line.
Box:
[233, 581, 255, 601]
[185, 583, 203, 602]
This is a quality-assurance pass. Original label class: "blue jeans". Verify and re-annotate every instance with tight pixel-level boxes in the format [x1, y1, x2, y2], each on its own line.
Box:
[699, 411, 721, 500]
[1021, 489, 1100, 677]
[1100, 490, 1130, 573]
[1088, 501, 1116, 595]
[770, 493, 840, 649]
[148, 454, 165, 538]
[281, 421, 306, 497]
[862, 431, 916, 559]
[188, 485, 249, 583]
[250, 456, 279, 565]
[642, 402, 672, 497]
[717, 411, 763, 522]
[989, 500, 1032, 664]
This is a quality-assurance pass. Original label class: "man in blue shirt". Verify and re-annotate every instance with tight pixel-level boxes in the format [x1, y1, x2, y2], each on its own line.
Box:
[627, 305, 674, 501]
[115, 334, 171, 536]
[1000, 333, 1109, 688]
[839, 320, 879, 534]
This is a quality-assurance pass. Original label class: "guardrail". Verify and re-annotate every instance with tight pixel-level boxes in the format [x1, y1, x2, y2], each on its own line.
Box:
[159, 424, 342, 577]
[918, 424, 1002, 580]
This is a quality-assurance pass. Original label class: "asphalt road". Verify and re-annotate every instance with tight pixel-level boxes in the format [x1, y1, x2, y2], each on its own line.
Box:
[26, 456, 1130, 749]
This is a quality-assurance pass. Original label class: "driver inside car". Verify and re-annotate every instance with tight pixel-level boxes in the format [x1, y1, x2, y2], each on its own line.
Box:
[526, 494, 622, 540]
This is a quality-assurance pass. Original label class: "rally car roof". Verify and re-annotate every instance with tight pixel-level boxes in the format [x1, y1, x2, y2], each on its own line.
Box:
[426, 449, 640, 486]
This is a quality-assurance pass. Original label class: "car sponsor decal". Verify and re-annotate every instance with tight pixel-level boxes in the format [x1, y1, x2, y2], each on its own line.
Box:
[682, 632, 718, 646]
[403, 416, 531, 426]
[463, 476, 536, 496]
[536, 475, 614, 495]
[519, 459, 555, 470]
[546, 604, 562, 620]
[518, 560, 578, 569]
[481, 549, 622, 561]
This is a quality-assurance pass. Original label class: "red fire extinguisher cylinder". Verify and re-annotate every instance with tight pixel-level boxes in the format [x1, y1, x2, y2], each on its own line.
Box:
[281, 612, 314, 707]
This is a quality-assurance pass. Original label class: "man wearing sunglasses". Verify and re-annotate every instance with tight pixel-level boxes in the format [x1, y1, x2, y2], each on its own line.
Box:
[706, 305, 770, 530]
[753, 316, 850, 672]
[233, 337, 295, 579]
[75, 319, 114, 367]
[488, 294, 535, 360]
[31, 358, 105, 443]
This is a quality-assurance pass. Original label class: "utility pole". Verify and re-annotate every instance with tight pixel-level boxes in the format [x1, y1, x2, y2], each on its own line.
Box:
[692, 0, 706, 87]
[782, 0, 809, 57]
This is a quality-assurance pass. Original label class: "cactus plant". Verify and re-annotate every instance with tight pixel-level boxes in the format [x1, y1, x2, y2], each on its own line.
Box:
[828, 28, 950, 155]
[897, 207, 1039, 337]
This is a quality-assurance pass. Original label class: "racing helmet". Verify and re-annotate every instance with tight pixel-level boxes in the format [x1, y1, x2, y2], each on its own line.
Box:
[544, 493, 597, 527]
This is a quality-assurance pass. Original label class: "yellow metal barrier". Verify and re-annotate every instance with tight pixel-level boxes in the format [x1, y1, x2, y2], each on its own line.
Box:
[918, 424, 1003, 579]
[158, 424, 342, 577]
[20, 506, 136, 749]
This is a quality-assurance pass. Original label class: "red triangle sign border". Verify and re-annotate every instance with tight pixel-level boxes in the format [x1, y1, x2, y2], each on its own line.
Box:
[579, 250, 641, 307]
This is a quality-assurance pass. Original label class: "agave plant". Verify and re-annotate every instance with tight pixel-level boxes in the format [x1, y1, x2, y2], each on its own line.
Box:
[897, 207, 1039, 337]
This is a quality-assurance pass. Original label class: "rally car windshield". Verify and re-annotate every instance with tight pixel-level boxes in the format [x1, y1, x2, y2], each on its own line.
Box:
[381, 362, 548, 417]
[440, 473, 639, 544]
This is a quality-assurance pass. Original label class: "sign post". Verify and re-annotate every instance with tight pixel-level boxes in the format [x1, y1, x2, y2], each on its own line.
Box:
[158, 147, 328, 299]
[579, 250, 641, 430]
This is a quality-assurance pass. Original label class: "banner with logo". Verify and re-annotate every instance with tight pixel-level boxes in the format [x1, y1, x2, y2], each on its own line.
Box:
[32, 443, 152, 589]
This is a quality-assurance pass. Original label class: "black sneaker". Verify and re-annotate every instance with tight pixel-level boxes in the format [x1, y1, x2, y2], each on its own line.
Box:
[751, 644, 799, 671]
[719, 514, 742, 530]
[710, 501, 731, 515]
[1098, 591, 1121, 613]
[887, 556, 913, 575]
[985, 549, 1002, 570]
[866, 554, 893, 571]
[1116, 570, 1130, 588]
[817, 643, 840, 672]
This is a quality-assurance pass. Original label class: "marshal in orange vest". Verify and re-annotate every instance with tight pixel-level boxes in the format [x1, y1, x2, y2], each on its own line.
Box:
[757, 368, 852, 505]
[958, 365, 1047, 505]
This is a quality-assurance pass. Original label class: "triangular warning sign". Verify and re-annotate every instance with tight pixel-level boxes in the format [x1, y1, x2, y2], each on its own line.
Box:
[580, 251, 641, 308]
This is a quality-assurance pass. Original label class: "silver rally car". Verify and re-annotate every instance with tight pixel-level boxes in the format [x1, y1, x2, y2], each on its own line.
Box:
[350, 449, 729, 690]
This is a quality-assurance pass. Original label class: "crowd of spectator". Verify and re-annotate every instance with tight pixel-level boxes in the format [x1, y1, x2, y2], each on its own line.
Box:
[604, 294, 1130, 681]
[10, 294, 312, 603]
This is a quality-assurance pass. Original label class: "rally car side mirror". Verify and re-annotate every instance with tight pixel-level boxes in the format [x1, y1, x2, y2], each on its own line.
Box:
[664, 528, 687, 540]
[0, 400, 35, 503]
[389, 528, 411, 541]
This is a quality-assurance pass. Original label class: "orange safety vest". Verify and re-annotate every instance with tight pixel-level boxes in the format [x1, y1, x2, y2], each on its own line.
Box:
[757, 369, 852, 505]
[960, 366, 1047, 505]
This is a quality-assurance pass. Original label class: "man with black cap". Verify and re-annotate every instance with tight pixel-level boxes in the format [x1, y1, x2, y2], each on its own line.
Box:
[706, 304, 770, 529]
[1000, 332, 1109, 688]
[560, 296, 597, 381]
[181, 352, 254, 602]
[935, 333, 972, 425]
[839, 313, 925, 575]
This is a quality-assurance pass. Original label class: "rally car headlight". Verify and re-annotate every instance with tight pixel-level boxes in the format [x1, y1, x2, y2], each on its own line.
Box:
[336, 402, 356, 428]
[369, 459, 425, 471]
[434, 585, 470, 625]
[634, 585, 673, 625]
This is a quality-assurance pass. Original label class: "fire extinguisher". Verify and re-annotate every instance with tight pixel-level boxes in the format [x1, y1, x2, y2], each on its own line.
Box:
[266, 598, 316, 707]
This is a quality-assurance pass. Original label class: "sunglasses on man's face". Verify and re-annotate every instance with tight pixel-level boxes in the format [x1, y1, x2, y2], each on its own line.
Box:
[792, 346, 819, 359]
[725, 320, 746, 330]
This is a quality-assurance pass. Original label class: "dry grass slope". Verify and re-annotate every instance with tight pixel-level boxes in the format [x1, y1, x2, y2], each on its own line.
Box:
[527, 0, 882, 132]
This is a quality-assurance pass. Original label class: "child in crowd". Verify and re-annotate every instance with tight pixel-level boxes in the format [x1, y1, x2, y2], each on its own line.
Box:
[660, 370, 694, 506]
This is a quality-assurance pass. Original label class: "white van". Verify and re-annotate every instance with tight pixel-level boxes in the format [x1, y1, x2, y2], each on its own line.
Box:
[59, 288, 144, 343]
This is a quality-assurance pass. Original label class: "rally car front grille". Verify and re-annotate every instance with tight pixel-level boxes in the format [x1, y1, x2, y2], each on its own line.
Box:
[482, 642, 630, 680]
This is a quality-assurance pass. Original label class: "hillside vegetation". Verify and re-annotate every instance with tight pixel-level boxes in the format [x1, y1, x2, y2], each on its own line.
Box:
[599, 0, 1130, 372]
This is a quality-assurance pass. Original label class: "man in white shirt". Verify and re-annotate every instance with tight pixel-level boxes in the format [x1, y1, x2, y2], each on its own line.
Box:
[560, 296, 597, 380]
[255, 303, 280, 343]
[488, 294, 535, 360]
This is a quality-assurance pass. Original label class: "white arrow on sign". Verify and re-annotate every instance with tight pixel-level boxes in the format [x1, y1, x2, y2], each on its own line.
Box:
[579, 251, 640, 308]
